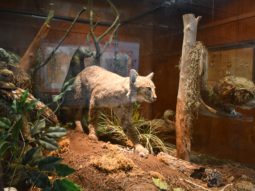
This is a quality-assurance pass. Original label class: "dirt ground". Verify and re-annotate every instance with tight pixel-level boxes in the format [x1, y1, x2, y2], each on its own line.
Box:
[56, 130, 255, 191]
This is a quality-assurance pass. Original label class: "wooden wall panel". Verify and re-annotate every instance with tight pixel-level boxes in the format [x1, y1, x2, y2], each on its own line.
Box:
[194, 1, 255, 164]
[208, 48, 254, 83]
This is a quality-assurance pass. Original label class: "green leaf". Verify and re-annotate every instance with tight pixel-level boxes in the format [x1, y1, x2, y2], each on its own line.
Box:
[20, 89, 29, 104]
[30, 171, 51, 188]
[173, 188, 185, 191]
[62, 78, 75, 91]
[43, 187, 52, 191]
[41, 126, 67, 143]
[0, 141, 10, 157]
[31, 119, 46, 135]
[48, 126, 67, 132]
[152, 178, 169, 190]
[55, 163, 75, 177]
[39, 136, 59, 150]
[39, 139, 58, 150]
[22, 147, 38, 165]
[53, 179, 82, 191]
[11, 99, 18, 113]
[25, 99, 37, 111]
[53, 93, 64, 103]
[46, 131, 67, 138]
[38, 156, 62, 171]
[0, 117, 11, 129]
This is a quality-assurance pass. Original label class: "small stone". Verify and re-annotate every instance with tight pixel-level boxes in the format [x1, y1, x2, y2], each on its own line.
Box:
[149, 171, 166, 180]
[125, 183, 158, 191]
[227, 176, 235, 183]
[4, 187, 17, 191]
[240, 174, 249, 180]
[235, 180, 255, 191]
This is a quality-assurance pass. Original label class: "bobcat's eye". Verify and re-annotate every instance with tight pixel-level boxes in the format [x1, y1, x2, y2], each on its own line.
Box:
[146, 87, 152, 91]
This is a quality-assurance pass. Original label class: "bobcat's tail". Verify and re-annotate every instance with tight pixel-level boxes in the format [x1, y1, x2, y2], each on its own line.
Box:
[62, 46, 93, 91]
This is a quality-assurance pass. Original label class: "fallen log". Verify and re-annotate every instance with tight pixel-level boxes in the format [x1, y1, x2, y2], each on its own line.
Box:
[157, 152, 201, 175]
[157, 152, 224, 188]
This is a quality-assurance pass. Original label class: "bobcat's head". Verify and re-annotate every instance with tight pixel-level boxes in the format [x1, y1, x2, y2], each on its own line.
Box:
[128, 69, 157, 103]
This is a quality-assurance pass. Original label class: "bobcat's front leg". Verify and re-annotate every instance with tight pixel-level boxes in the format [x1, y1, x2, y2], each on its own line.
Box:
[114, 106, 149, 157]
[88, 101, 98, 141]
[126, 125, 149, 158]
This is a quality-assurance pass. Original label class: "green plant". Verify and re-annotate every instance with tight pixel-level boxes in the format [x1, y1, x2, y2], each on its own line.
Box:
[152, 177, 169, 191]
[97, 104, 172, 154]
[173, 188, 185, 191]
[52, 78, 75, 112]
[0, 90, 82, 190]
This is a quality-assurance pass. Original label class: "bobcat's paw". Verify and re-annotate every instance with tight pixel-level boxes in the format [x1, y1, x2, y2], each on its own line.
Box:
[135, 144, 149, 158]
[88, 133, 98, 141]
[74, 121, 84, 132]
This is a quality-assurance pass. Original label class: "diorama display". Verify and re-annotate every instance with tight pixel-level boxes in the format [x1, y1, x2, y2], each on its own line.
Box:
[0, 0, 255, 191]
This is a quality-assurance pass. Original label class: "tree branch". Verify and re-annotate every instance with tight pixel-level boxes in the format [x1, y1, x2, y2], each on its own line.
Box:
[34, 7, 87, 72]
[19, 10, 54, 73]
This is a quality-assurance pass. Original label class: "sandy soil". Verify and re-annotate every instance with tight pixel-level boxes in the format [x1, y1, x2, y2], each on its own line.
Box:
[56, 130, 255, 191]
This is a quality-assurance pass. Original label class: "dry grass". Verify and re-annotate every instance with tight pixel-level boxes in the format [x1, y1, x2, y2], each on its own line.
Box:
[97, 107, 173, 154]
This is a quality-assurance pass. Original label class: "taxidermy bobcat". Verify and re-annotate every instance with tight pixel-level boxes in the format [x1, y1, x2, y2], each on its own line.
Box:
[72, 65, 157, 157]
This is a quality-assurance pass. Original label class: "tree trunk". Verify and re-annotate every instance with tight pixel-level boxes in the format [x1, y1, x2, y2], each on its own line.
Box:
[175, 14, 201, 161]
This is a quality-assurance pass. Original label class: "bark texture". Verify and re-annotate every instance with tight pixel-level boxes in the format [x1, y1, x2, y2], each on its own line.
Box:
[175, 14, 201, 161]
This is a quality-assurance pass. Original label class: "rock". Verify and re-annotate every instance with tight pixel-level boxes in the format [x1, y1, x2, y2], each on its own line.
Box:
[125, 183, 158, 191]
[4, 187, 17, 191]
[213, 75, 255, 108]
[191, 168, 223, 187]
[235, 180, 255, 191]
[227, 176, 235, 183]
[204, 169, 223, 187]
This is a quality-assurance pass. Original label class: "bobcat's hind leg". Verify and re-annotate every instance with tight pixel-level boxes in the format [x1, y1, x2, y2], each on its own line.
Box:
[74, 107, 84, 132]
[88, 101, 98, 141]
[114, 106, 149, 158]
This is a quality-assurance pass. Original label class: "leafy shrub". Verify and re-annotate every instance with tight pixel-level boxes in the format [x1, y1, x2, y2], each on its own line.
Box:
[0, 90, 82, 191]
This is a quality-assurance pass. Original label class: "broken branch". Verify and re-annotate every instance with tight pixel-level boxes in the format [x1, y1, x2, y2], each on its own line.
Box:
[88, 0, 120, 61]
[19, 10, 54, 73]
[34, 7, 87, 72]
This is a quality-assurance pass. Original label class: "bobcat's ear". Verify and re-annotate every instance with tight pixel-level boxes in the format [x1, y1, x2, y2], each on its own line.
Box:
[147, 72, 154, 80]
[130, 69, 138, 84]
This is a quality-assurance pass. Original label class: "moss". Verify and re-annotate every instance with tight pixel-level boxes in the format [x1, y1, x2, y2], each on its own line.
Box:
[90, 147, 135, 173]
[183, 42, 207, 118]
[213, 75, 255, 106]
[0, 48, 31, 89]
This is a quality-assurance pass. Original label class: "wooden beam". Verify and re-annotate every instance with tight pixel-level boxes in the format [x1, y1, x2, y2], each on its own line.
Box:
[200, 11, 255, 29]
